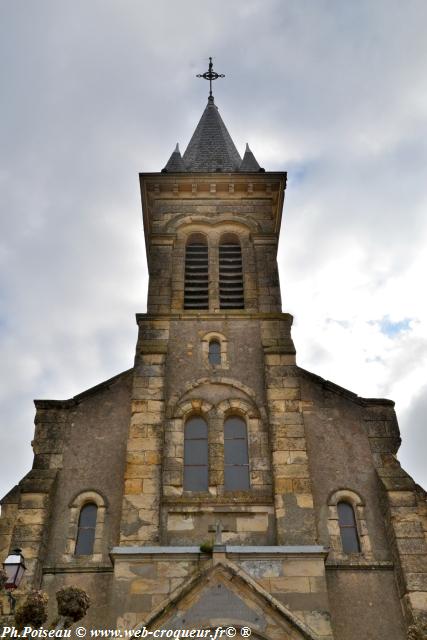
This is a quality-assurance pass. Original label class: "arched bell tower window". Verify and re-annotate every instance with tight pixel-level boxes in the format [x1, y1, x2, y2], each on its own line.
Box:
[224, 415, 250, 490]
[184, 234, 209, 310]
[337, 502, 361, 553]
[184, 416, 209, 491]
[219, 233, 244, 309]
[75, 503, 98, 556]
[208, 339, 221, 365]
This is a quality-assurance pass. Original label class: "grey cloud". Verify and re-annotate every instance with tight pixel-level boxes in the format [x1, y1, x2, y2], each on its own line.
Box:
[399, 385, 427, 489]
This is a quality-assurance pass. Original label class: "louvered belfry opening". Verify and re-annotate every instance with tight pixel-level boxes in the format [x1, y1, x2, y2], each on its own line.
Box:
[219, 234, 244, 309]
[184, 234, 209, 310]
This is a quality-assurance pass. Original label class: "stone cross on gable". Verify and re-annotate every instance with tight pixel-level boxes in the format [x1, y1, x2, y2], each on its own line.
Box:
[208, 520, 230, 545]
[214, 520, 223, 545]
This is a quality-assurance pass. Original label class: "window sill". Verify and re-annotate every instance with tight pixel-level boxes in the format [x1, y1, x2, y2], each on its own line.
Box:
[325, 558, 393, 570]
[162, 492, 273, 505]
[43, 562, 113, 575]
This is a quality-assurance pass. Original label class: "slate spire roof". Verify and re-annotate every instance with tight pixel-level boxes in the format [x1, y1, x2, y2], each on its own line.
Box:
[162, 96, 263, 173]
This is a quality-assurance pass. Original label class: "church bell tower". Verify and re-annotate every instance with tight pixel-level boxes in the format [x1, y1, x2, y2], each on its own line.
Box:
[118, 61, 318, 553]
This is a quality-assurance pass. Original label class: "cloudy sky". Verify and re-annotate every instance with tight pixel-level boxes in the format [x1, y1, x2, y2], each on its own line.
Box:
[1, 0, 427, 502]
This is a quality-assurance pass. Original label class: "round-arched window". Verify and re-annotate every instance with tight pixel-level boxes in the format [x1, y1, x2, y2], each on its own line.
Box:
[75, 503, 97, 556]
[337, 502, 361, 553]
[208, 339, 221, 365]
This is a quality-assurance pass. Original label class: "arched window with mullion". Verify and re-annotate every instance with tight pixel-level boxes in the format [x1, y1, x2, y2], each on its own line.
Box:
[224, 416, 250, 490]
[337, 501, 361, 553]
[75, 502, 97, 556]
[184, 416, 209, 491]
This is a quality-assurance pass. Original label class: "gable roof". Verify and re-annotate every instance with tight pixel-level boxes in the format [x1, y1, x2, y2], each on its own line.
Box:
[136, 559, 322, 639]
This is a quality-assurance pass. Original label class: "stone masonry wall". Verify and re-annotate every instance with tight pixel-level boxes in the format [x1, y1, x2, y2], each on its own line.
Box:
[120, 317, 170, 545]
[365, 401, 427, 629]
[262, 318, 317, 546]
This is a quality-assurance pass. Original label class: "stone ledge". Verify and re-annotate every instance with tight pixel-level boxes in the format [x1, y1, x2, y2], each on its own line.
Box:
[325, 560, 394, 570]
[226, 545, 328, 556]
[43, 564, 113, 574]
[111, 546, 201, 557]
[162, 495, 274, 506]
[136, 312, 294, 322]
[110, 545, 328, 558]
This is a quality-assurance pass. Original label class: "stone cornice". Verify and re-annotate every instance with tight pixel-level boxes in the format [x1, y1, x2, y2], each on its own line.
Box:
[110, 544, 328, 560]
[135, 311, 294, 323]
[139, 170, 287, 259]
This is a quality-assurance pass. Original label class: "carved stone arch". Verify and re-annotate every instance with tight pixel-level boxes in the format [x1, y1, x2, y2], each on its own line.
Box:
[166, 213, 261, 234]
[64, 490, 107, 563]
[167, 376, 265, 419]
[216, 397, 260, 419]
[328, 487, 364, 507]
[69, 489, 109, 510]
[327, 488, 372, 560]
[173, 398, 214, 420]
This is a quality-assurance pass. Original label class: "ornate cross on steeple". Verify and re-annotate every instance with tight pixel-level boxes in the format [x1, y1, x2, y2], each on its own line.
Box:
[196, 57, 225, 99]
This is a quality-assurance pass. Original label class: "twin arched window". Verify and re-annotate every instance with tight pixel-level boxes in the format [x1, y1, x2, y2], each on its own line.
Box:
[184, 234, 244, 310]
[183, 415, 249, 491]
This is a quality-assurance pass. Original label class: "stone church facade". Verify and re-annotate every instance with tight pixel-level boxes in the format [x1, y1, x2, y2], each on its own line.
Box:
[1, 90, 427, 639]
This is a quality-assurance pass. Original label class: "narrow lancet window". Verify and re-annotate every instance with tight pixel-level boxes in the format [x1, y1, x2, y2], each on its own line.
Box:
[224, 416, 250, 490]
[219, 234, 244, 309]
[184, 235, 209, 310]
[337, 502, 361, 553]
[184, 416, 209, 491]
[75, 503, 97, 556]
[208, 339, 221, 365]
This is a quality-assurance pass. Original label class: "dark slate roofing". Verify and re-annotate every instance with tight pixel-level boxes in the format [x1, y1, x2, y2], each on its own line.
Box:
[182, 96, 242, 172]
[162, 143, 186, 172]
[240, 143, 261, 172]
[162, 96, 264, 173]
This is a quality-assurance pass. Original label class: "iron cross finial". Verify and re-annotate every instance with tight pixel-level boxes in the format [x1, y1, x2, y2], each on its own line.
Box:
[196, 57, 225, 99]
